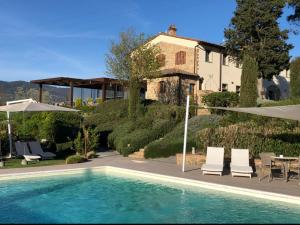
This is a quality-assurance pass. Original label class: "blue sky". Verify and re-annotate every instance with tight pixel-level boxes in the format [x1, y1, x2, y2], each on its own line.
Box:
[0, 0, 299, 82]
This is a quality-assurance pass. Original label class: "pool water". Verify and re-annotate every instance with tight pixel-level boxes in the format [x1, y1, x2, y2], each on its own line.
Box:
[0, 169, 300, 224]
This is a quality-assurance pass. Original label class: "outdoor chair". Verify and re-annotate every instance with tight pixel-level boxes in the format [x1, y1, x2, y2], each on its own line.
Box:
[230, 149, 253, 178]
[258, 152, 278, 182]
[15, 141, 41, 162]
[28, 141, 56, 159]
[201, 147, 224, 176]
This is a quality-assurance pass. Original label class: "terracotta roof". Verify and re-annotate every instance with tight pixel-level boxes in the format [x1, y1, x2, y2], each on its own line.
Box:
[149, 32, 225, 50]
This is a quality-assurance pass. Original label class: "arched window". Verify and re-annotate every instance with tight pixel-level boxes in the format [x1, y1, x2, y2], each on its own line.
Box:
[175, 51, 186, 65]
[159, 81, 166, 94]
[156, 54, 166, 67]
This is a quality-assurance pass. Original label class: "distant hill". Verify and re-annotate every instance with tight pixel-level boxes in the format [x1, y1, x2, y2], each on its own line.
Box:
[0, 80, 68, 105]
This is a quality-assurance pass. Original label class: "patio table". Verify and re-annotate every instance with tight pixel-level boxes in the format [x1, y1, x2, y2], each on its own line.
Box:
[270, 156, 299, 182]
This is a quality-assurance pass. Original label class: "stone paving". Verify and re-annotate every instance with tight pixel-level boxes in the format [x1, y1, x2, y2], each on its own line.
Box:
[0, 151, 299, 197]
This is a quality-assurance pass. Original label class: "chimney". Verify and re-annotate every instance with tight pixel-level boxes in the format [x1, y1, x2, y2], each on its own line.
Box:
[167, 24, 177, 36]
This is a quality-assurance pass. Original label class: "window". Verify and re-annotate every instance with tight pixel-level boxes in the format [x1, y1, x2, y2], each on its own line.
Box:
[156, 54, 166, 67]
[189, 83, 195, 96]
[199, 77, 204, 90]
[205, 50, 212, 62]
[222, 83, 228, 92]
[222, 54, 228, 66]
[175, 51, 186, 65]
[236, 85, 240, 95]
[159, 81, 166, 94]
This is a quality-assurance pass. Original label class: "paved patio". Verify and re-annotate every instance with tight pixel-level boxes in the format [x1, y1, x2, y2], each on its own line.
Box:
[0, 151, 299, 197]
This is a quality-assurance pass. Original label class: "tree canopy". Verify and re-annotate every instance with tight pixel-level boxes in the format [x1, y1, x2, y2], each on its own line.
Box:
[105, 28, 161, 83]
[224, 0, 293, 80]
[288, 0, 300, 24]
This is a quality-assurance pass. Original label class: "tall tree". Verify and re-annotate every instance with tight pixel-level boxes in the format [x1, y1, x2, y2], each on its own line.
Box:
[287, 0, 300, 24]
[224, 0, 293, 80]
[239, 54, 259, 107]
[106, 28, 161, 119]
[290, 57, 300, 98]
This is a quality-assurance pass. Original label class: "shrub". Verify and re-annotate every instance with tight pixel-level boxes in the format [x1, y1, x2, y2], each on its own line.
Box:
[86, 151, 97, 159]
[74, 131, 84, 154]
[115, 119, 176, 156]
[144, 115, 221, 158]
[65, 155, 86, 164]
[290, 57, 300, 98]
[56, 141, 74, 152]
[202, 92, 239, 114]
[196, 121, 300, 158]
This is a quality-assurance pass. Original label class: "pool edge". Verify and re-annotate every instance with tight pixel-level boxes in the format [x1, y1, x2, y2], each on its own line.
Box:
[0, 165, 299, 206]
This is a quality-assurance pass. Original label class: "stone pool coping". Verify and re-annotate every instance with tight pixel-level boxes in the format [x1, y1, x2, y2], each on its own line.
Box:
[0, 165, 300, 206]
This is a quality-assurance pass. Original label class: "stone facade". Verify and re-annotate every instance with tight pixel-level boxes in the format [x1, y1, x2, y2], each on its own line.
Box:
[155, 42, 196, 74]
[145, 25, 290, 104]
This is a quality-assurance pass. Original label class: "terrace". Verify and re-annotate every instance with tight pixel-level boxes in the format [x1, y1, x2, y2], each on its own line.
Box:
[30, 77, 146, 107]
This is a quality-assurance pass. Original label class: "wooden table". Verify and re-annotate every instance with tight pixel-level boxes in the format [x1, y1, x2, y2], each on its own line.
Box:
[271, 156, 299, 182]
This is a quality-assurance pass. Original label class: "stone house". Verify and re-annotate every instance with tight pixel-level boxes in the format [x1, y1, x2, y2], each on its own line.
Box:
[145, 25, 290, 105]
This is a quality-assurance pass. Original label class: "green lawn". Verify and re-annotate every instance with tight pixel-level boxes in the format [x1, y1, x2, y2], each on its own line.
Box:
[0, 158, 66, 169]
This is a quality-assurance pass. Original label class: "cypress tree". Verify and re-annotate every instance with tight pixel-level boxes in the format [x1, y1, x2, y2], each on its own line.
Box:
[290, 57, 300, 98]
[240, 55, 259, 107]
[224, 0, 293, 80]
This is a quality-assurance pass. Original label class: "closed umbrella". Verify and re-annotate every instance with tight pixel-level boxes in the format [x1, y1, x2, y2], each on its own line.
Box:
[0, 99, 79, 158]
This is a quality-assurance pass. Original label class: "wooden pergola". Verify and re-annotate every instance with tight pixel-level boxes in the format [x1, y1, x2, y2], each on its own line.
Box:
[30, 77, 130, 107]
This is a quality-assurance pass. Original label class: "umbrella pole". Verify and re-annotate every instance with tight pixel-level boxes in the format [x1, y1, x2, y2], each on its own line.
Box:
[182, 95, 190, 172]
[7, 111, 13, 158]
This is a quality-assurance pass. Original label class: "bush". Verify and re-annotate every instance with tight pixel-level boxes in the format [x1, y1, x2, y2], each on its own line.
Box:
[258, 97, 300, 107]
[290, 57, 300, 98]
[144, 115, 221, 158]
[196, 121, 300, 158]
[113, 119, 176, 156]
[202, 92, 239, 114]
[86, 151, 97, 159]
[65, 155, 86, 164]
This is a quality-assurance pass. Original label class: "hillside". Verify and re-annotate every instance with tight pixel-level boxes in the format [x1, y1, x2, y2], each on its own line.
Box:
[0, 80, 68, 105]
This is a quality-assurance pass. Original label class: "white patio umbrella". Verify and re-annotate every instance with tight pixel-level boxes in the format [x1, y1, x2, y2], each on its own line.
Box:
[0, 99, 79, 158]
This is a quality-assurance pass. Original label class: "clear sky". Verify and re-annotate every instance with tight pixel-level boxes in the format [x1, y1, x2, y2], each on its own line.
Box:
[0, 0, 299, 82]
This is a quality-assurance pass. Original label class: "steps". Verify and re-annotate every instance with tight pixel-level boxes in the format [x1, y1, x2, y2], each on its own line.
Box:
[128, 148, 145, 160]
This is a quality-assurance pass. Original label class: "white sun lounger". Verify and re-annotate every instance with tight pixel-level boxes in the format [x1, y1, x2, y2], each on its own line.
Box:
[28, 141, 56, 159]
[230, 148, 253, 178]
[201, 147, 224, 176]
[15, 141, 41, 162]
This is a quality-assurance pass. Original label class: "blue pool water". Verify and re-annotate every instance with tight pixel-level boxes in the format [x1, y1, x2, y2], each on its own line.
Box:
[0, 169, 300, 224]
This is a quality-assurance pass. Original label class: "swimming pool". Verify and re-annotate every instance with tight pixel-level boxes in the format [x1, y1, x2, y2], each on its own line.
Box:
[0, 168, 299, 224]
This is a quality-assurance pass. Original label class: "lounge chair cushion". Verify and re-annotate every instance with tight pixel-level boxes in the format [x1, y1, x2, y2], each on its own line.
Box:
[28, 141, 56, 158]
[23, 155, 41, 161]
[231, 165, 253, 173]
[201, 164, 223, 172]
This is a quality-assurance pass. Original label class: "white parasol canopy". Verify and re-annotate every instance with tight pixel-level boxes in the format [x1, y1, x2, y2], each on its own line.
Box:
[209, 104, 300, 121]
[0, 99, 79, 158]
[0, 101, 79, 112]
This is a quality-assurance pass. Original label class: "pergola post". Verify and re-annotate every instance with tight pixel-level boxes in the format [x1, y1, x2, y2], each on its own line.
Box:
[113, 84, 117, 99]
[39, 83, 43, 103]
[102, 83, 106, 102]
[70, 82, 74, 107]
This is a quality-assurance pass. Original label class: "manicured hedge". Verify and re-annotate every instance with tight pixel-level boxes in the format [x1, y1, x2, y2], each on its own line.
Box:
[202, 92, 239, 114]
[65, 155, 86, 164]
[197, 121, 300, 158]
[144, 115, 221, 158]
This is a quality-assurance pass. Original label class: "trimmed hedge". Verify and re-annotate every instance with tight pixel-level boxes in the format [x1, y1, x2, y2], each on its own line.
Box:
[65, 155, 87, 164]
[144, 115, 221, 158]
[197, 121, 300, 158]
[202, 92, 239, 114]
[111, 119, 176, 156]
[107, 102, 186, 156]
